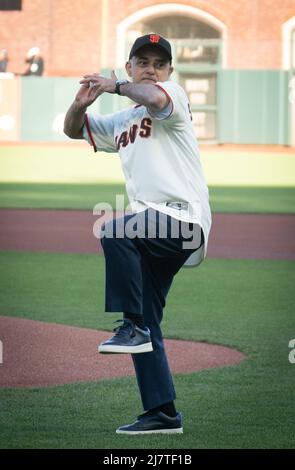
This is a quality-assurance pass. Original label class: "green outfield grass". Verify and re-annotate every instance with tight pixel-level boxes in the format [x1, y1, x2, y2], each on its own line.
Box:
[1, 144, 295, 186]
[0, 182, 294, 213]
[0, 251, 294, 449]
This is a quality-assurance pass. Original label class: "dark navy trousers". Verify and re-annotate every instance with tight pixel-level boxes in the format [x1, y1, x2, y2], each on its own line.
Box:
[100, 208, 202, 411]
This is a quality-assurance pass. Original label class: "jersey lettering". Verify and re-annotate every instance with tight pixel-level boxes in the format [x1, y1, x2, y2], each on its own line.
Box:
[116, 118, 152, 150]
[139, 118, 152, 138]
[116, 131, 129, 149]
[188, 103, 193, 121]
[129, 124, 138, 143]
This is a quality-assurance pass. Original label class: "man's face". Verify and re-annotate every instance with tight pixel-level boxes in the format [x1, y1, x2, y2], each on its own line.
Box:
[125, 46, 173, 84]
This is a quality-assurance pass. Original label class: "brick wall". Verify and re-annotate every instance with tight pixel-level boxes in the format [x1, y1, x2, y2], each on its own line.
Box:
[0, 0, 102, 76]
[0, 0, 294, 75]
[0, 0, 51, 74]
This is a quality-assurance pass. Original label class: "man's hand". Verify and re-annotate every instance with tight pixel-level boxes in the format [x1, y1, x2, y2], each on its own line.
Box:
[74, 82, 102, 109]
[78, 70, 118, 104]
[64, 71, 118, 139]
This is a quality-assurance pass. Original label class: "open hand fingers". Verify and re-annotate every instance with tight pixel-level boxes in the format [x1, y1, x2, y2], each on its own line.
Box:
[79, 71, 117, 94]
[79, 73, 102, 88]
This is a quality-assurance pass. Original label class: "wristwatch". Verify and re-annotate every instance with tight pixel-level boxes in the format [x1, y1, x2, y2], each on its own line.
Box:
[115, 79, 129, 95]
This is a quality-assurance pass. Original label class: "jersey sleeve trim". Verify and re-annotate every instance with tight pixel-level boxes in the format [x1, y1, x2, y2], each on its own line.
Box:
[154, 84, 174, 119]
[84, 113, 97, 152]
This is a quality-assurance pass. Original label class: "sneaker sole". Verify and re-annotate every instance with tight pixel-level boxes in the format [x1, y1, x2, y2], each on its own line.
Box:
[98, 342, 153, 354]
[116, 427, 183, 435]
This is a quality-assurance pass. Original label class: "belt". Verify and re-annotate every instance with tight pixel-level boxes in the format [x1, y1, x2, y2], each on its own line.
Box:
[166, 202, 188, 210]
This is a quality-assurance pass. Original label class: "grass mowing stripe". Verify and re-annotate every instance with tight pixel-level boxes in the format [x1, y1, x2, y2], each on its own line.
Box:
[0, 251, 294, 448]
[0, 183, 295, 213]
[0, 370, 293, 449]
[0, 182, 128, 211]
[1, 144, 294, 187]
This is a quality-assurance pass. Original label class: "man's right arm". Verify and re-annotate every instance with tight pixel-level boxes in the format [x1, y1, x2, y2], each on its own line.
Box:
[63, 101, 87, 139]
[64, 82, 103, 139]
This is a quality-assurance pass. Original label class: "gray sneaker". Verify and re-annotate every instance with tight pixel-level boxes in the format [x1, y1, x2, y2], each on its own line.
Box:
[98, 319, 153, 354]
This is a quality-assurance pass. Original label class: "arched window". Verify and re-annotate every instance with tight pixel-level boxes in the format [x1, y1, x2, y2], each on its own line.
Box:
[118, 5, 226, 142]
[128, 15, 220, 38]
[126, 16, 221, 66]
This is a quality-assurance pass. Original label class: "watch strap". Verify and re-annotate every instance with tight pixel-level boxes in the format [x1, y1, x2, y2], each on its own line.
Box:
[115, 80, 129, 95]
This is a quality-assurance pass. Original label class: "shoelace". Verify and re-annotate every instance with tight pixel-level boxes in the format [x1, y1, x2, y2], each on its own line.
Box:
[112, 319, 136, 339]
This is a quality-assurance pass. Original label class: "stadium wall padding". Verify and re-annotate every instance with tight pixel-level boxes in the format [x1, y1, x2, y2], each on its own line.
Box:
[218, 70, 290, 145]
[0, 70, 291, 144]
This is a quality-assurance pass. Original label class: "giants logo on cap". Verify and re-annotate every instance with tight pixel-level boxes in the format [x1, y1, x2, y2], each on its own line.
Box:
[149, 34, 160, 43]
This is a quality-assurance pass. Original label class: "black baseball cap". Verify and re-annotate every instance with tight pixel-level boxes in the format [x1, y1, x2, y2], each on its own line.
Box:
[129, 34, 172, 61]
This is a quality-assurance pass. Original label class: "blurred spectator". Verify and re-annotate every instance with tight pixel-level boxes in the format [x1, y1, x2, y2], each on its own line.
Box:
[23, 47, 44, 76]
[0, 49, 8, 72]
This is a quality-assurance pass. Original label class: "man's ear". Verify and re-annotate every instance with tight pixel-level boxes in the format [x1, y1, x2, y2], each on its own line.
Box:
[125, 61, 132, 78]
[168, 65, 174, 76]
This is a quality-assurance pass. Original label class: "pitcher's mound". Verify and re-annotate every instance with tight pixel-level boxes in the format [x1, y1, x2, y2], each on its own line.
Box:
[0, 316, 246, 388]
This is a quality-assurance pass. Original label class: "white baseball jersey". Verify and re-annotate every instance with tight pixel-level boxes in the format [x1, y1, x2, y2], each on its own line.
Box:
[83, 80, 212, 266]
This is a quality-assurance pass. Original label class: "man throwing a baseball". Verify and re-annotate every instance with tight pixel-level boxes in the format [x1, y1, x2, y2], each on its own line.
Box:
[64, 34, 211, 435]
